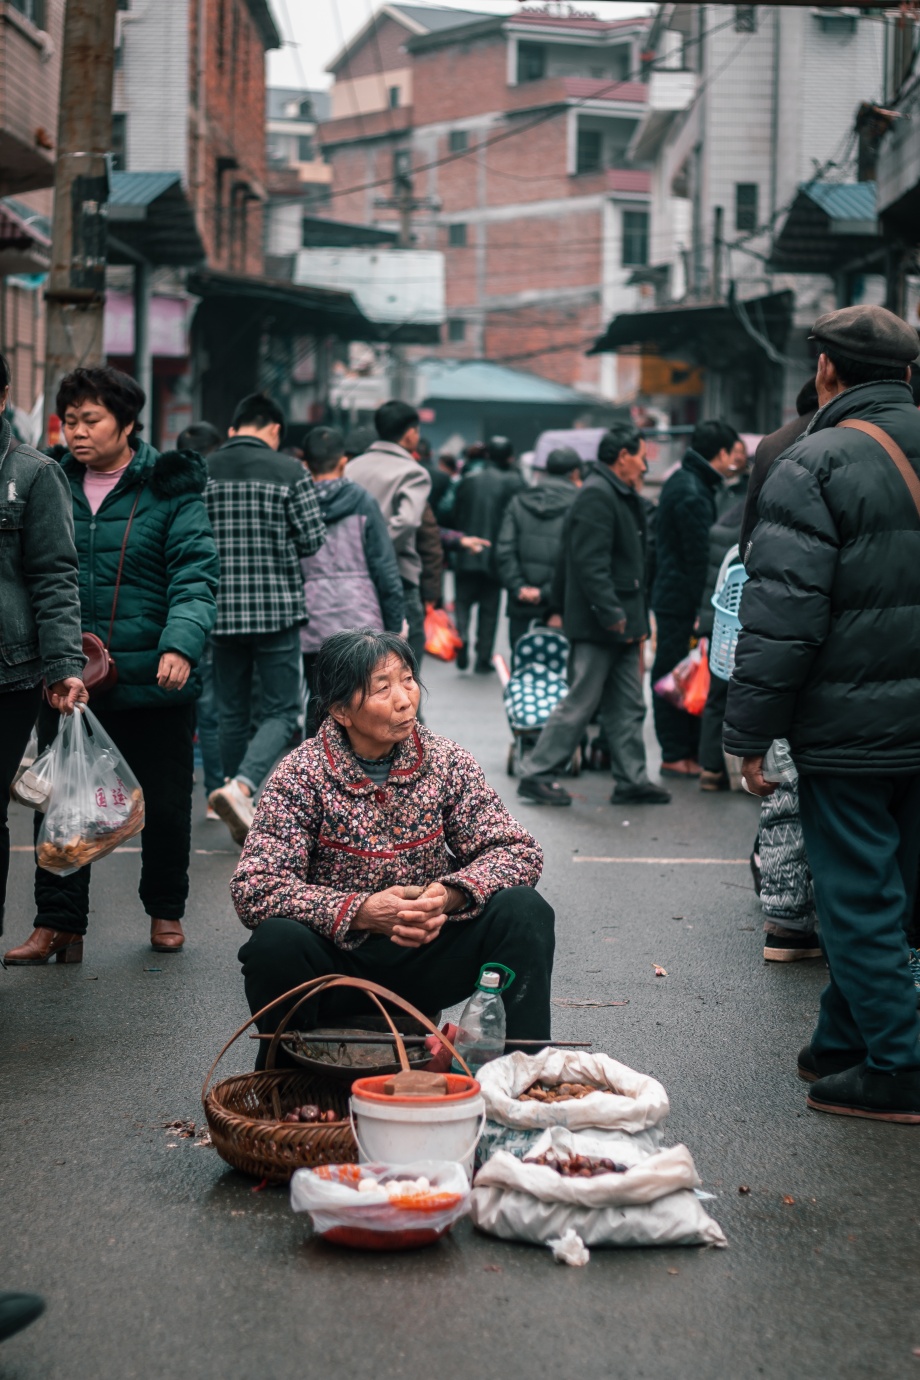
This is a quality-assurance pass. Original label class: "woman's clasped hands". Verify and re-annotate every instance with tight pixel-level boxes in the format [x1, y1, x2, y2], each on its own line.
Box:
[351, 883, 466, 948]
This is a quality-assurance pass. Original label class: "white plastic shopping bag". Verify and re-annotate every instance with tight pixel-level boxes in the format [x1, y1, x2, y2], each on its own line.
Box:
[36, 707, 144, 876]
[290, 1161, 470, 1247]
[470, 1128, 726, 1248]
[476, 1049, 669, 1133]
[11, 733, 55, 811]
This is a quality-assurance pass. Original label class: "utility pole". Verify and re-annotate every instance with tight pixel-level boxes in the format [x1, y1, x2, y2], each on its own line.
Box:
[43, 0, 120, 440]
[375, 163, 439, 403]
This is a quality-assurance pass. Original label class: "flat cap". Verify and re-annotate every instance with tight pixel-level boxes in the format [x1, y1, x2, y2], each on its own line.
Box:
[809, 304, 919, 369]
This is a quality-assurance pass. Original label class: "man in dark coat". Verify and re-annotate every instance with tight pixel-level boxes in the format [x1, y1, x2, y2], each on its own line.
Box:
[451, 436, 525, 672]
[516, 423, 670, 808]
[724, 304, 920, 1123]
[496, 446, 582, 650]
[650, 419, 738, 776]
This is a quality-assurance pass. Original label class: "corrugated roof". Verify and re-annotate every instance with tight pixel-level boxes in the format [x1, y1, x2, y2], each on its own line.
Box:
[417, 359, 589, 404]
[109, 172, 182, 208]
[804, 181, 877, 222]
[391, 4, 488, 33]
[266, 87, 330, 122]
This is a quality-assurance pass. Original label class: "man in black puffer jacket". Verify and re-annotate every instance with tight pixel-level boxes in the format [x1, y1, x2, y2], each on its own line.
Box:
[724, 304, 920, 1124]
[516, 423, 670, 808]
[650, 419, 738, 777]
[496, 446, 582, 649]
[451, 436, 525, 672]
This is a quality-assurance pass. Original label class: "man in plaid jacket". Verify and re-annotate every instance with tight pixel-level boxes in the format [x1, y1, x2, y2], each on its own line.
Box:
[205, 393, 325, 844]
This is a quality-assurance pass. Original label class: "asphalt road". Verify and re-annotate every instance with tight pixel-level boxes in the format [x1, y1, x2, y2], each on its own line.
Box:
[2, 653, 919, 1380]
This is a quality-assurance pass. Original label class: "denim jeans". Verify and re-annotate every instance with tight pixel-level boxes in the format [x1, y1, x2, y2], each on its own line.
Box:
[211, 628, 302, 794]
[194, 640, 224, 797]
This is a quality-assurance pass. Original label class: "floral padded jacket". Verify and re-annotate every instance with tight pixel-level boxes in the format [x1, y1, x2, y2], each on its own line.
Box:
[230, 719, 544, 948]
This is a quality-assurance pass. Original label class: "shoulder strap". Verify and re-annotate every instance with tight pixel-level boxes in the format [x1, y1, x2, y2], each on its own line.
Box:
[106, 486, 143, 651]
[837, 418, 920, 522]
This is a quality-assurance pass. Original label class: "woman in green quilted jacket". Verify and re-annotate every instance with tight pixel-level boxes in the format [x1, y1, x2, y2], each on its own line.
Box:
[4, 368, 219, 966]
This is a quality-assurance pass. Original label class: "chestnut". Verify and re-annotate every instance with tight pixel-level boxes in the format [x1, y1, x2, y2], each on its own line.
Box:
[297, 1104, 321, 1122]
[323, 1109, 338, 1123]
[282, 1111, 300, 1124]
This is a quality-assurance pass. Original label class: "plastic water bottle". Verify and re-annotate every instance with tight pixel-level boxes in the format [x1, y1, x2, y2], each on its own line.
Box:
[451, 969, 507, 1075]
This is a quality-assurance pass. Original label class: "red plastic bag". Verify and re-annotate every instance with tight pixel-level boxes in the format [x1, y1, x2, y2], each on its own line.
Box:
[424, 605, 463, 661]
[653, 640, 710, 717]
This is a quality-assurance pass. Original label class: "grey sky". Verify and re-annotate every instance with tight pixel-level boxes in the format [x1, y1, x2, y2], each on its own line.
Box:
[267, 0, 652, 91]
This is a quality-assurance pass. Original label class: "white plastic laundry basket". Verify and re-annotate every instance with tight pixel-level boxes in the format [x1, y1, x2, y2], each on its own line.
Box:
[709, 545, 748, 681]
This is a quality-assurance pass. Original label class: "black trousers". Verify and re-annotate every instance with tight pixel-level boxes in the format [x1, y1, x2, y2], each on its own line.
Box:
[651, 612, 700, 763]
[799, 773, 920, 1072]
[238, 886, 555, 1069]
[33, 700, 195, 936]
[0, 684, 42, 934]
[454, 573, 502, 668]
[698, 672, 729, 774]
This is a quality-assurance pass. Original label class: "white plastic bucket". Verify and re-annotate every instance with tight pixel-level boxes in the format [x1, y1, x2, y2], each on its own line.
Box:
[350, 1090, 486, 1179]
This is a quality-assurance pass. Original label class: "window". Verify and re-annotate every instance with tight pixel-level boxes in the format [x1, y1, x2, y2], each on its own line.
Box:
[517, 42, 546, 83]
[389, 86, 401, 109]
[299, 98, 313, 119]
[734, 5, 757, 32]
[393, 148, 412, 191]
[111, 113, 127, 171]
[622, 210, 649, 267]
[448, 223, 467, 247]
[449, 129, 468, 153]
[447, 318, 466, 342]
[735, 182, 758, 232]
[297, 135, 314, 162]
[576, 128, 603, 175]
[9, 0, 46, 26]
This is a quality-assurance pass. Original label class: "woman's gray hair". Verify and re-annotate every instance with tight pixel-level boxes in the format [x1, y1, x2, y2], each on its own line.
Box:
[313, 629, 421, 724]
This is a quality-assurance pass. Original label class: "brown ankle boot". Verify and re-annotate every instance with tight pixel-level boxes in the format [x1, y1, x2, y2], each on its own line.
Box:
[4, 927, 84, 965]
[150, 918, 185, 952]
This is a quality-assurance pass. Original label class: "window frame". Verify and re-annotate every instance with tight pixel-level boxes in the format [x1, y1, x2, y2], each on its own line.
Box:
[576, 127, 603, 176]
[735, 182, 759, 233]
[448, 222, 468, 248]
[517, 41, 546, 84]
[621, 209, 650, 267]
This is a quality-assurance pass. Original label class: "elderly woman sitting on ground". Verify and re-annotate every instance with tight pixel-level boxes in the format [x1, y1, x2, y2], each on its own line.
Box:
[232, 629, 554, 1058]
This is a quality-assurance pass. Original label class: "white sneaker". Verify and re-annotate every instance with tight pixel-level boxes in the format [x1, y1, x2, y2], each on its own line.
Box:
[208, 780, 255, 845]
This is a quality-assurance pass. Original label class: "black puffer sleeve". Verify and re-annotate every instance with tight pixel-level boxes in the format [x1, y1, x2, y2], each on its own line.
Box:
[723, 451, 840, 757]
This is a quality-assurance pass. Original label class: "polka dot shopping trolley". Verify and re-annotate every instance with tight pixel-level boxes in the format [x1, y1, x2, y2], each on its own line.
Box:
[500, 627, 579, 777]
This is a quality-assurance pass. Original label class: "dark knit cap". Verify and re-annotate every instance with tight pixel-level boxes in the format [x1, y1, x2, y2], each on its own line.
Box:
[545, 446, 583, 475]
[809, 305, 919, 369]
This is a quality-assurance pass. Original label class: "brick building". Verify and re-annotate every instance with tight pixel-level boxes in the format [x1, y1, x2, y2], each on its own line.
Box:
[594, 2, 888, 434]
[0, 0, 64, 427]
[109, 0, 282, 437]
[319, 3, 651, 402]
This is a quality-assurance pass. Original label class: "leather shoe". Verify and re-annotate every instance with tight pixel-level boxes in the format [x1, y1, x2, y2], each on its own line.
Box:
[4, 927, 83, 965]
[151, 918, 185, 952]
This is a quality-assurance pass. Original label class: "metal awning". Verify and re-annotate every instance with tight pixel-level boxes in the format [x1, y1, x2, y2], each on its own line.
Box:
[589, 290, 795, 370]
[770, 182, 882, 273]
[107, 172, 205, 267]
[0, 196, 51, 275]
[186, 267, 390, 343]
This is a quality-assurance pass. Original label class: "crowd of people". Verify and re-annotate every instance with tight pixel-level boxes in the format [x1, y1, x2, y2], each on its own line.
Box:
[3, 297, 920, 1140]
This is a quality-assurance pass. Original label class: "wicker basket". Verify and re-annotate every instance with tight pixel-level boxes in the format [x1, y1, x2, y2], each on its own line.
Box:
[202, 976, 472, 1185]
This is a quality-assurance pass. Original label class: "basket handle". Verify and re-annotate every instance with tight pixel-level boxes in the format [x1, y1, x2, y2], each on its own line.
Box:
[201, 975, 473, 1105]
[714, 543, 742, 594]
[264, 979, 412, 1075]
